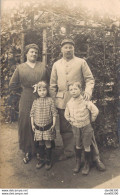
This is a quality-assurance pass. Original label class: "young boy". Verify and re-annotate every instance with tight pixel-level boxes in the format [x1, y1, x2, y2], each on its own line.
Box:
[64, 82, 103, 175]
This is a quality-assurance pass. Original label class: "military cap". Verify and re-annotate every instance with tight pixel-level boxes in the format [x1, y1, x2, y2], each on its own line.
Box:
[61, 39, 75, 47]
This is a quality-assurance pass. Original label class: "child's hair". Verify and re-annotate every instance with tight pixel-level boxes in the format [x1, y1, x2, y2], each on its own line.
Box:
[33, 81, 49, 96]
[68, 81, 81, 90]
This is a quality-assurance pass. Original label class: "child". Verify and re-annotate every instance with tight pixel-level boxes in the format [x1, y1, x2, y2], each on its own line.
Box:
[64, 82, 104, 175]
[30, 81, 57, 170]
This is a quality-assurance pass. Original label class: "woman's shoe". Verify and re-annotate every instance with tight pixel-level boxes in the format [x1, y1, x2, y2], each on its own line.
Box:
[23, 153, 31, 164]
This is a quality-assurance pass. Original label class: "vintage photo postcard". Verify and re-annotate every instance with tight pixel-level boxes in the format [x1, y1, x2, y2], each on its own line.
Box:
[1, 0, 120, 193]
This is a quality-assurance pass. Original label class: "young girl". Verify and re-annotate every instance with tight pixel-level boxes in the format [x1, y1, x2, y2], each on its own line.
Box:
[65, 82, 105, 175]
[30, 81, 57, 170]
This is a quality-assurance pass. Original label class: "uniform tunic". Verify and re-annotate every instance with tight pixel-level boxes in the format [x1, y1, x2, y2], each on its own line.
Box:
[50, 56, 95, 109]
[9, 62, 47, 154]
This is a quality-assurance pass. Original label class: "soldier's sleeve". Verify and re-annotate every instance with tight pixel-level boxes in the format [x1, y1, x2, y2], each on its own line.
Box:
[49, 63, 58, 99]
[81, 60, 95, 97]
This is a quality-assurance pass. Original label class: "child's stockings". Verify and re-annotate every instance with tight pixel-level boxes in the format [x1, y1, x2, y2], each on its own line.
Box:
[45, 147, 52, 170]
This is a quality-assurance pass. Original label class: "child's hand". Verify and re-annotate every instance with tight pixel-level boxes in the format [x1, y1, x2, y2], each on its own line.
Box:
[91, 117, 96, 122]
[32, 125, 35, 132]
[69, 119, 74, 125]
[69, 122, 73, 126]
[50, 125, 55, 132]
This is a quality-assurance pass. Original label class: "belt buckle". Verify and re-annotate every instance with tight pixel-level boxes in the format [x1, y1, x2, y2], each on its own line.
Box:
[41, 126, 44, 131]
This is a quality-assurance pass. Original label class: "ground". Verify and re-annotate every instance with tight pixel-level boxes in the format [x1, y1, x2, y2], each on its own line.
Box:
[0, 121, 120, 189]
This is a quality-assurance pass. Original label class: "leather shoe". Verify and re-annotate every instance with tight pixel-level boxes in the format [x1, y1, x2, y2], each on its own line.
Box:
[36, 160, 45, 169]
[73, 158, 81, 173]
[82, 161, 90, 175]
[95, 159, 106, 171]
[23, 153, 31, 164]
[45, 161, 52, 170]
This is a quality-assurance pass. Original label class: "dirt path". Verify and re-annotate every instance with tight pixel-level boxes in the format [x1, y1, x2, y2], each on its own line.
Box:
[0, 122, 120, 188]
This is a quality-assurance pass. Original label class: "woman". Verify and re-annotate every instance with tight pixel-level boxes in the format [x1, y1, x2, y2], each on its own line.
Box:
[9, 44, 48, 164]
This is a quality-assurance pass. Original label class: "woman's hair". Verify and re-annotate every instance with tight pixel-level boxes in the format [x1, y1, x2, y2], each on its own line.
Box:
[68, 81, 81, 90]
[33, 81, 49, 96]
[25, 43, 39, 55]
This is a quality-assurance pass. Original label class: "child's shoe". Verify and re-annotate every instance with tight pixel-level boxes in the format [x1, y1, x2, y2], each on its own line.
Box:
[36, 159, 45, 169]
[73, 159, 81, 173]
[45, 148, 52, 171]
[45, 160, 52, 170]
[73, 148, 82, 173]
[82, 160, 90, 175]
[36, 145, 45, 169]
[82, 151, 91, 175]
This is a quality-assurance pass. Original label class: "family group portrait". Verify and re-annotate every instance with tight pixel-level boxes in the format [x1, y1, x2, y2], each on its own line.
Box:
[1, 0, 120, 191]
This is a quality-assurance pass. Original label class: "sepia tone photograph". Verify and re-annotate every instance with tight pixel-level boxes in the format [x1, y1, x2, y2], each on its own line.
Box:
[1, 0, 120, 190]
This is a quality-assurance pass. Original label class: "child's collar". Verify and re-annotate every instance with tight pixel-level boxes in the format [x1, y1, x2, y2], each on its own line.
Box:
[72, 95, 83, 100]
